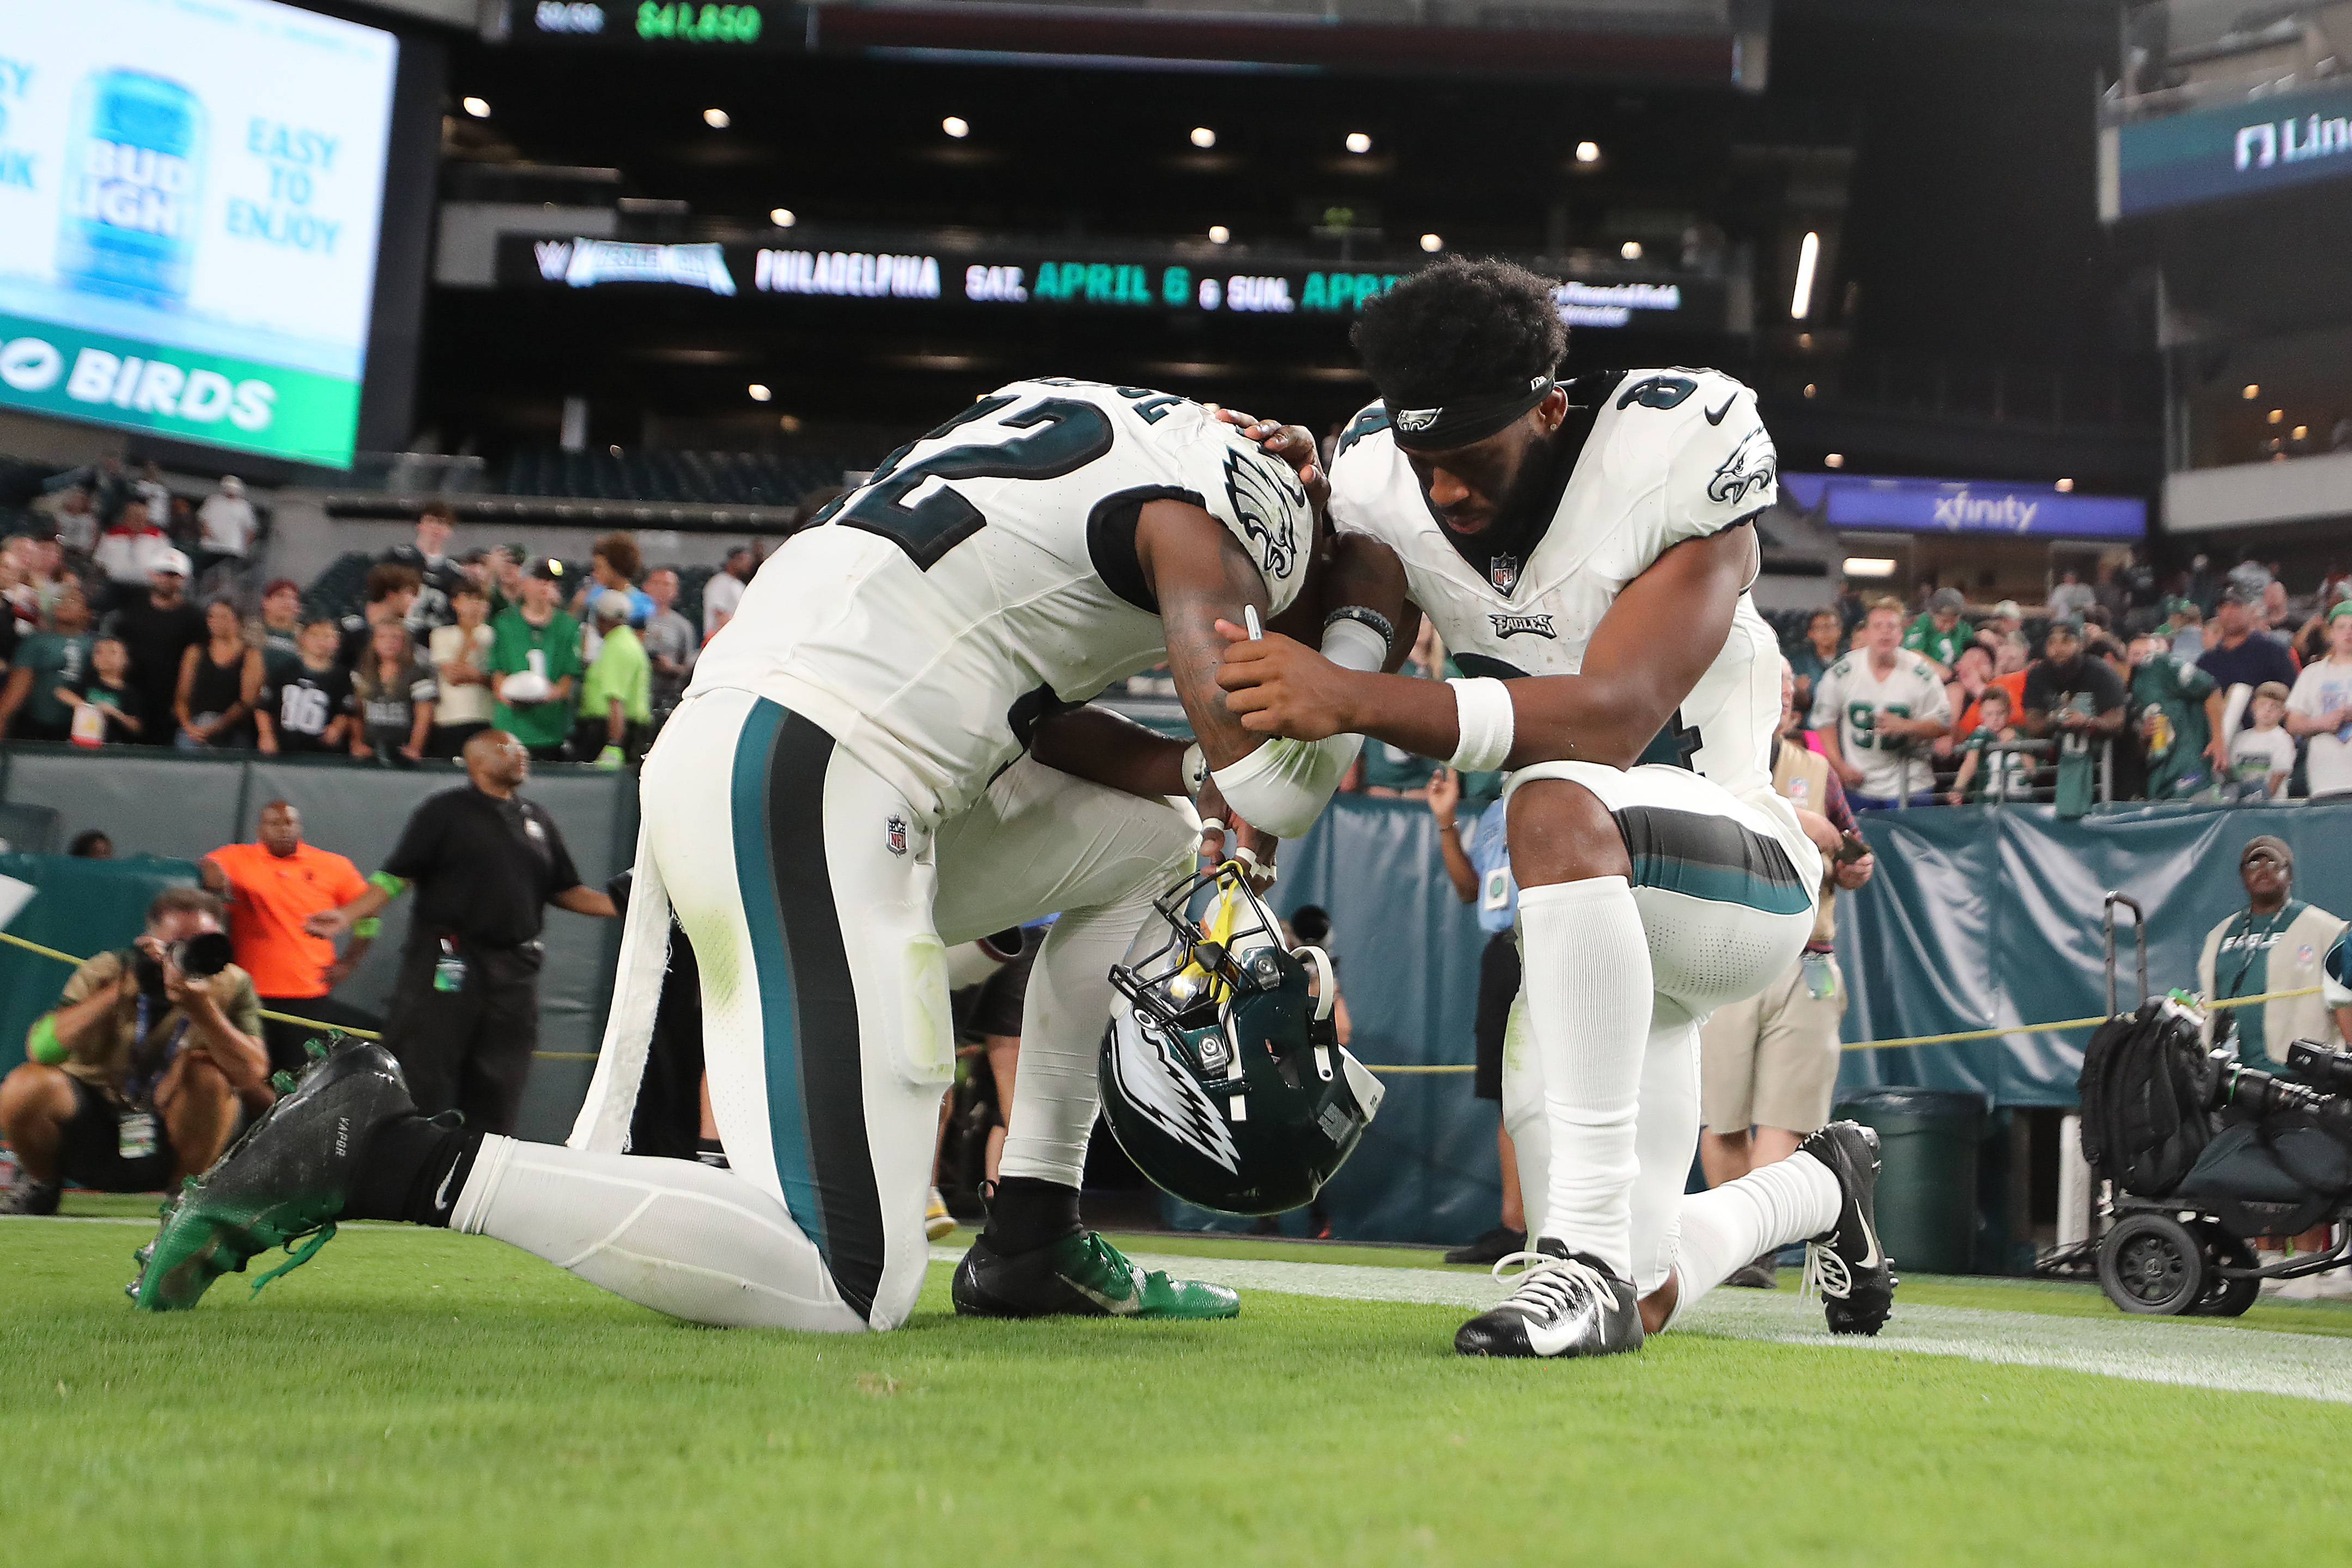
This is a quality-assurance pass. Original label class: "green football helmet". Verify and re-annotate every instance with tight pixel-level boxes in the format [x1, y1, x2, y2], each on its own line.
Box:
[1099, 864, 1385, 1215]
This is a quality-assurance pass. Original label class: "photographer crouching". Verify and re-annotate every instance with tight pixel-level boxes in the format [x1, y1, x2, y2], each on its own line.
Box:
[0, 889, 266, 1215]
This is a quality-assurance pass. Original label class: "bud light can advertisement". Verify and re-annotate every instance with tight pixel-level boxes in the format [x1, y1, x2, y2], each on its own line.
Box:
[0, 0, 398, 468]
[59, 70, 207, 309]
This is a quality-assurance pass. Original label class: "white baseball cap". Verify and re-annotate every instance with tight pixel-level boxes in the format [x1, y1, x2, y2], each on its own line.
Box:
[153, 548, 191, 576]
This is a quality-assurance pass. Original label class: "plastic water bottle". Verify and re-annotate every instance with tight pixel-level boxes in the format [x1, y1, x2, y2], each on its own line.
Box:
[433, 939, 466, 994]
[58, 70, 206, 308]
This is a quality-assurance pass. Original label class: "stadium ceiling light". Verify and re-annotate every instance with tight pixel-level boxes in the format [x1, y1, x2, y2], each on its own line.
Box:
[461, 96, 491, 119]
[1420, 233, 1443, 252]
[1191, 126, 1217, 149]
[2269, 408, 2284, 423]
[1826, 453, 1846, 469]
[1575, 140, 1601, 163]
[770, 208, 797, 227]
[2241, 383, 2260, 398]
[2293, 424, 2309, 440]
[1208, 224, 1230, 244]
[1345, 131, 1372, 154]
[1620, 240, 1643, 260]
[1803, 383, 1818, 398]
[1790, 230, 1820, 320]
[1843, 556, 1897, 579]
[2056, 477, 2075, 491]
[943, 116, 970, 138]
[747, 384, 771, 402]
[703, 108, 731, 129]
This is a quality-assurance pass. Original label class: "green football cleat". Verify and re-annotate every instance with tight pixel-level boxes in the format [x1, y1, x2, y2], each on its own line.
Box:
[951, 1230, 1240, 1320]
[129, 1040, 414, 1311]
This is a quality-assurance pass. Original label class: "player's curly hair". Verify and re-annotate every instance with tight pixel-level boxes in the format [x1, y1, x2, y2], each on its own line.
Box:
[1351, 258, 1566, 406]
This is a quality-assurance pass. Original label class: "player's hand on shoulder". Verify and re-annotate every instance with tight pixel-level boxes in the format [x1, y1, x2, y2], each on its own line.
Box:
[1211, 406, 1327, 513]
[1214, 621, 1351, 740]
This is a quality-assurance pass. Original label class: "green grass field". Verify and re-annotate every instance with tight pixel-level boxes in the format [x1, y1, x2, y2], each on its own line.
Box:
[7, 1202, 2349, 1568]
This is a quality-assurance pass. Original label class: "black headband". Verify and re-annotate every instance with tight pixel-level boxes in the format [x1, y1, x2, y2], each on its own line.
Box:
[1384, 375, 1554, 451]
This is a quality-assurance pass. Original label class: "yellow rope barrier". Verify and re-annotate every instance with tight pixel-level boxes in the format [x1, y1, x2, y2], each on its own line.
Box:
[3, 928, 2323, 1075]
[0, 927, 390, 1042]
[1354, 986, 2325, 1074]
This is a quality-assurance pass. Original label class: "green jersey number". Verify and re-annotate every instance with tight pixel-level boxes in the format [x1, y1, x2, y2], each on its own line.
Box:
[1847, 702, 1911, 751]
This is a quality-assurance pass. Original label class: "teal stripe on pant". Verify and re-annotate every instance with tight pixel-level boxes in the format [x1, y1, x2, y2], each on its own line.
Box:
[728, 698, 827, 1259]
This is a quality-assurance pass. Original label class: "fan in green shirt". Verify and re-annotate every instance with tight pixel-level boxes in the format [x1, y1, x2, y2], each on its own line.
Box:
[487, 562, 584, 753]
[1902, 588, 1974, 677]
[2129, 636, 2223, 799]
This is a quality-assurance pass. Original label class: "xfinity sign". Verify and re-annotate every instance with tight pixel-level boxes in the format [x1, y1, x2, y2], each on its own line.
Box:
[1780, 472, 2145, 540]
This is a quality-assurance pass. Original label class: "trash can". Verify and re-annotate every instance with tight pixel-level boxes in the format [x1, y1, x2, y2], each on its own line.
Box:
[1833, 1087, 1985, 1275]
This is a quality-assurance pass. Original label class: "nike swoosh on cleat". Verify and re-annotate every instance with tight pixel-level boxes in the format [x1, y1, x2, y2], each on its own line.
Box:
[1849, 1206, 1884, 1270]
[1703, 397, 1736, 426]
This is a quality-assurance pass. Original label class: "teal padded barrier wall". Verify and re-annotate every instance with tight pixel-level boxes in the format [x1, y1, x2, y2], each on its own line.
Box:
[1834, 799, 2352, 1108]
[0, 853, 204, 1079]
[0, 746, 634, 1141]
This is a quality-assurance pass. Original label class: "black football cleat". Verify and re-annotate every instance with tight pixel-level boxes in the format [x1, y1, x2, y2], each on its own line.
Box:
[1454, 1238, 1644, 1359]
[1798, 1120, 1897, 1335]
[129, 1040, 415, 1311]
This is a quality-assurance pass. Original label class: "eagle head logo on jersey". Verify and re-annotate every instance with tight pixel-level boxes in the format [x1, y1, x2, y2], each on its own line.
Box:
[1223, 448, 1304, 583]
[1705, 424, 1778, 508]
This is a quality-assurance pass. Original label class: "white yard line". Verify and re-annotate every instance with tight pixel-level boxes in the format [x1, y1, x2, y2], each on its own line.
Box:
[923, 1245, 2352, 1406]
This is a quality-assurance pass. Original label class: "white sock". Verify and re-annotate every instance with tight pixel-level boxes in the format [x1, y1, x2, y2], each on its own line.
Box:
[996, 896, 1153, 1189]
[1667, 1150, 1842, 1326]
[451, 1134, 872, 1332]
[1518, 876, 1654, 1280]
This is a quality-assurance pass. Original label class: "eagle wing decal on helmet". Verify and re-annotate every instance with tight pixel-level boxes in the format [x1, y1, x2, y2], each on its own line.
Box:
[1107, 1008, 1242, 1174]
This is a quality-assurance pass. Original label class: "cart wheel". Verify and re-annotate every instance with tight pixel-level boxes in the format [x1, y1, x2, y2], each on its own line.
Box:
[2099, 1211, 2210, 1315]
[2191, 1227, 2259, 1318]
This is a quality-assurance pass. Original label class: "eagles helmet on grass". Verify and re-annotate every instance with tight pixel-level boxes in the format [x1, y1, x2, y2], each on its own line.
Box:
[1099, 863, 1384, 1215]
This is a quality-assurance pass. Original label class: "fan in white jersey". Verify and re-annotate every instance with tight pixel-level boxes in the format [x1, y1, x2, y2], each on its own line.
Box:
[1215, 259, 1893, 1359]
[144, 379, 1375, 1334]
[1808, 599, 1954, 809]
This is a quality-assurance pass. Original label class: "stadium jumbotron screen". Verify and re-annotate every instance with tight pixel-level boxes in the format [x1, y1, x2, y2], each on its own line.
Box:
[0, 0, 399, 468]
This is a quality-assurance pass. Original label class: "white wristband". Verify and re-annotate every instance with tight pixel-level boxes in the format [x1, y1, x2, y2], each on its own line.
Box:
[1447, 677, 1515, 773]
[1320, 619, 1387, 674]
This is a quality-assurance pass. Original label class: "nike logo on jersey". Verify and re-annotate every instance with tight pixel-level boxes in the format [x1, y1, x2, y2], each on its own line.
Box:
[1489, 613, 1556, 640]
[1703, 396, 1736, 426]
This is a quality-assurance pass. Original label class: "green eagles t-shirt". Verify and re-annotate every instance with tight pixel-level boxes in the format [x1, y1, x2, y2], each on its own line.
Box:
[488, 607, 584, 748]
[580, 624, 652, 726]
[12, 631, 95, 734]
[73, 678, 142, 742]
[2130, 652, 2218, 799]
[1961, 729, 2035, 802]
[1903, 614, 1973, 671]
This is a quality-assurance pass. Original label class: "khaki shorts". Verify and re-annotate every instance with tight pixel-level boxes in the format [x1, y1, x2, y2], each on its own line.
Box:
[1698, 951, 1843, 1135]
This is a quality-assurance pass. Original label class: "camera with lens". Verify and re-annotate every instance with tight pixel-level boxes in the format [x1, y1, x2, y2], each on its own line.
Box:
[2209, 1060, 2323, 1119]
[126, 931, 236, 995]
[2287, 1040, 2352, 1096]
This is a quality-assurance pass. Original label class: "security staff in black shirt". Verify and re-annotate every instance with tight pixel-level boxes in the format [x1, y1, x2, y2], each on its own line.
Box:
[307, 729, 615, 1133]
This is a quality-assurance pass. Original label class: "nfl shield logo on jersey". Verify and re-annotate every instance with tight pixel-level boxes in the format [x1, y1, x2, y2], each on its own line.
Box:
[885, 815, 909, 856]
[1490, 554, 1518, 592]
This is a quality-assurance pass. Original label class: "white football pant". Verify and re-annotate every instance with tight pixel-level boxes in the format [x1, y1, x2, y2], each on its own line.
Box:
[455, 687, 1194, 1332]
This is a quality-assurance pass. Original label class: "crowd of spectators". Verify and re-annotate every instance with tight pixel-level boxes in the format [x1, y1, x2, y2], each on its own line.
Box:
[1770, 549, 2352, 811]
[0, 487, 769, 770]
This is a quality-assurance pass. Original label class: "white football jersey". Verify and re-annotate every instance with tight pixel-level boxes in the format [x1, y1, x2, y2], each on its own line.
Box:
[1327, 367, 1784, 807]
[689, 378, 1313, 823]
